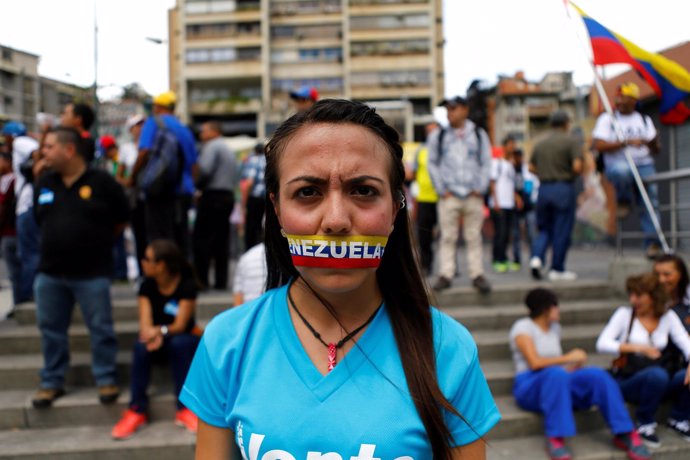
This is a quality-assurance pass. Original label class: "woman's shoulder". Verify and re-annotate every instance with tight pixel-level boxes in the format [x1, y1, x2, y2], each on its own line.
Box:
[509, 317, 534, 335]
[203, 286, 283, 345]
[430, 307, 478, 363]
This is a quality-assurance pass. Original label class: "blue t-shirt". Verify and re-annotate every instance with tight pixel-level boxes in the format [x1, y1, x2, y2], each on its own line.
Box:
[139, 114, 197, 195]
[181, 284, 500, 458]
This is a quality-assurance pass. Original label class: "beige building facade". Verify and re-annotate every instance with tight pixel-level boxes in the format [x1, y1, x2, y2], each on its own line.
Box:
[0, 45, 40, 132]
[169, 0, 444, 140]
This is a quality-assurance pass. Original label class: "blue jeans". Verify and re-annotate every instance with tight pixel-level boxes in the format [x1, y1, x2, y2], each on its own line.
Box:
[512, 209, 536, 264]
[617, 365, 670, 425]
[666, 368, 690, 421]
[34, 273, 118, 389]
[16, 210, 40, 303]
[531, 181, 576, 272]
[514, 366, 633, 437]
[1, 236, 21, 306]
[605, 161, 660, 248]
[129, 334, 199, 413]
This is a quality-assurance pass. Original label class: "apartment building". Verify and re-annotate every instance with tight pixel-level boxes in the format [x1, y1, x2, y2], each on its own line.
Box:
[0, 45, 40, 132]
[169, 0, 444, 140]
[492, 71, 584, 149]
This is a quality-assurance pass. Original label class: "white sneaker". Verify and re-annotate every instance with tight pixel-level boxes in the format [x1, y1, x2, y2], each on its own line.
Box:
[529, 256, 542, 269]
[530, 257, 542, 280]
[548, 270, 578, 281]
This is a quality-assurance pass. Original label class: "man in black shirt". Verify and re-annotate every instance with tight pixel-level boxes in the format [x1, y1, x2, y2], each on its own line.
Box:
[31, 127, 129, 408]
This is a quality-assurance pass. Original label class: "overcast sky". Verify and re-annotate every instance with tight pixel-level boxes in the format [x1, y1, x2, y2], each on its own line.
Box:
[0, 0, 688, 101]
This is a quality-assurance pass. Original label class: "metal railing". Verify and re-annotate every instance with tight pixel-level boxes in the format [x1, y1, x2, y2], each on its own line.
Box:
[616, 167, 690, 254]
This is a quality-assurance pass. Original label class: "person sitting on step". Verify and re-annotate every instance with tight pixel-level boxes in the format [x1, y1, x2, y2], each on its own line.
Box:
[510, 288, 650, 460]
[111, 239, 201, 440]
[596, 273, 690, 448]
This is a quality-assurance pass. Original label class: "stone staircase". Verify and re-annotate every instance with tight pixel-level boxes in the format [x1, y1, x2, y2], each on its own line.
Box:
[1, 280, 690, 459]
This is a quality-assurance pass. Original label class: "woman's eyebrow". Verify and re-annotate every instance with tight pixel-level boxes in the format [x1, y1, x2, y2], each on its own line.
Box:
[286, 175, 385, 185]
[286, 175, 328, 185]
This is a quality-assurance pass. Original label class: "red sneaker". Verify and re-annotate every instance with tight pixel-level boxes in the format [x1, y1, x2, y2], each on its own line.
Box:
[545, 437, 572, 460]
[175, 408, 198, 433]
[111, 409, 147, 440]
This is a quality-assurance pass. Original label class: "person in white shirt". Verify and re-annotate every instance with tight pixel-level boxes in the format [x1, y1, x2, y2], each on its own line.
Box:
[2, 122, 40, 303]
[489, 141, 521, 273]
[596, 273, 690, 447]
[592, 82, 661, 258]
[232, 242, 266, 306]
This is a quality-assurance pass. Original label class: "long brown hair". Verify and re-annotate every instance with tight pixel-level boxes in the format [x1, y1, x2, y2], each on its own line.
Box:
[264, 99, 466, 458]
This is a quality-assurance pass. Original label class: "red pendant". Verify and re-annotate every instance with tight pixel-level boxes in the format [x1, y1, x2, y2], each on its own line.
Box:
[327, 343, 337, 372]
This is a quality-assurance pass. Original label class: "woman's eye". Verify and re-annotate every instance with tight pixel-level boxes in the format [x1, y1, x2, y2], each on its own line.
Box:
[296, 187, 319, 198]
[352, 186, 378, 197]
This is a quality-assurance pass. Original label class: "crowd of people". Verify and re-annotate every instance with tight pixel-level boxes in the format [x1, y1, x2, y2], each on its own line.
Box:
[510, 254, 690, 460]
[403, 80, 664, 294]
[0, 81, 685, 458]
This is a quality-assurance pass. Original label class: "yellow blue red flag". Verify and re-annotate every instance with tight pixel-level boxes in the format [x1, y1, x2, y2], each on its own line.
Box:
[571, 2, 690, 124]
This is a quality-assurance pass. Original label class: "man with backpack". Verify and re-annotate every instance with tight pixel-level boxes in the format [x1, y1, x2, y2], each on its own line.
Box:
[132, 91, 197, 257]
[427, 96, 492, 294]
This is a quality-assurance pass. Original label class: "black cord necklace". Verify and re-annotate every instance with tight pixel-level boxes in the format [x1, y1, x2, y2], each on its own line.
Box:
[287, 286, 381, 372]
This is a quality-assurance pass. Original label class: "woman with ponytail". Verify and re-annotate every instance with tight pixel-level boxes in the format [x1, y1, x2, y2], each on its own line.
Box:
[181, 99, 500, 459]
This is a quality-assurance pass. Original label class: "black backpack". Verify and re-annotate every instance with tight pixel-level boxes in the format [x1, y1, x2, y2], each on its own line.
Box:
[138, 116, 184, 199]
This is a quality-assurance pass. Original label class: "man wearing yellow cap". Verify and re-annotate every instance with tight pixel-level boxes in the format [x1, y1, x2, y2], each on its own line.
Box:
[131, 91, 197, 256]
[592, 82, 662, 258]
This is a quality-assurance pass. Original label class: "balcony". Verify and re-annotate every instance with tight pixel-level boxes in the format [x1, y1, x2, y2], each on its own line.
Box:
[189, 97, 262, 115]
[185, 0, 260, 15]
[270, 0, 342, 17]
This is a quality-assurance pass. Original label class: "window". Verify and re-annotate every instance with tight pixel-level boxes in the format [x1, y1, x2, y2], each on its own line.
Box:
[351, 39, 429, 57]
[186, 47, 260, 64]
[350, 14, 429, 30]
[1, 48, 12, 61]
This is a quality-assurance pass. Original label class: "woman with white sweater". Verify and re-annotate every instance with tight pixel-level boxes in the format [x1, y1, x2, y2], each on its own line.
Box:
[596, 273, 690, 447]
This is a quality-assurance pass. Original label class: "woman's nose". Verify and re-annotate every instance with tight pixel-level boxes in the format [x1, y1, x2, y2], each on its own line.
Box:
[320, 194, 351, 235]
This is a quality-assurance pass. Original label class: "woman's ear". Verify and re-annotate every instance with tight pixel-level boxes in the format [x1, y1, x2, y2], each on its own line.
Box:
[270, 192, 281, 224]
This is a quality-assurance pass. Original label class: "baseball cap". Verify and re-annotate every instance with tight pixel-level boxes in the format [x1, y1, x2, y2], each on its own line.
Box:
[618, 82, 640, 99]
[438, 96, 468, 108]
[153, 91, 177, 108]
[289, 86, 319, 101]
[99, 135, 117, 151]
[125, 114, 145, 131]
[1, 121, 27, 137]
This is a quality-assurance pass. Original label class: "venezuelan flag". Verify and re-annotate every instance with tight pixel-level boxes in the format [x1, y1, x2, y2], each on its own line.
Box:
[571, 2, 690, 124]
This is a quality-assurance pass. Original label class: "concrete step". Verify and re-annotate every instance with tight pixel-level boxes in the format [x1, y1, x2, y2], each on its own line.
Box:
[0, 352, 172, 390]
[12, 298, 234, 327]
[0, 421, 195, 460]
[13, 280, 618, 326]
[0, 322, 140, 356]
[474, 323, 605, 362]
[480, 354, 613, 396]
[487, 427, 690, 459]
[491, 395, 607, 440]
[433, 279, 617, 307]
[0, 386, 179, 431]
[446, 299, 623, 331]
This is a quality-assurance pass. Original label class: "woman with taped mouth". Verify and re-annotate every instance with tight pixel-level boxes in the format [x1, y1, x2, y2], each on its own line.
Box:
[180, 99, 500, 459]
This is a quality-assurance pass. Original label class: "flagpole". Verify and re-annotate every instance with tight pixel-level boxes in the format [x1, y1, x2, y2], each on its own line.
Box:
[563, 1, 670, 254]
